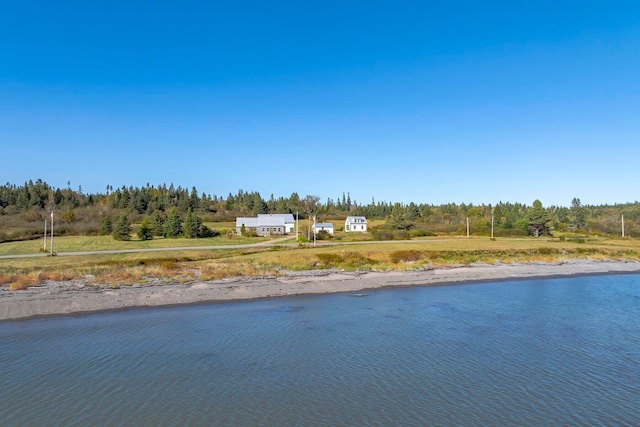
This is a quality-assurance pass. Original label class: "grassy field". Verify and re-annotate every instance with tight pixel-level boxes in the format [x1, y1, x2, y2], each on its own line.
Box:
[2, 234, 639, 289]
[0, 233, 276, 256]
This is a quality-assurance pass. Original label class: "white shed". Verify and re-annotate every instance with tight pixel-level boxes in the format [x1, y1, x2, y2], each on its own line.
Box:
[313, 222, 335, 235]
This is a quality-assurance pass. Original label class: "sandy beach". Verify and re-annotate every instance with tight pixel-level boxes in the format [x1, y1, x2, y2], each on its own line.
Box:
[2, 259, 640, 320]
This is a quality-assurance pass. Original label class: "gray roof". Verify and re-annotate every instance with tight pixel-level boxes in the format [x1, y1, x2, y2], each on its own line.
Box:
[314, 223, 334, 228]
[236, 216, 288, 227]
[345, 216, 367, 224]
[257, 213, 295, 224]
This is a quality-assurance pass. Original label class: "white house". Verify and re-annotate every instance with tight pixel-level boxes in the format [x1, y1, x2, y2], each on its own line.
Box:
[236, 213, 295, 236]
[313, 222, 334, 235]
[345, 216, 367, 232]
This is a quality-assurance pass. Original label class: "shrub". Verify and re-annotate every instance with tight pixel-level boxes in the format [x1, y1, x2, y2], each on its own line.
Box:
[23, 210, 42, 222]
[390, 250, 424, 263]
[538, 247, 555, 255]
[317, 253, 343, 266]
[394, 230, 410, 240]
[10, 281, 30, 291]
[0, 273, 14, 285]
[372, 230, 394, 240]
[340, 252, 378, 268]
[410, 229, 435, 237]
[199, 225, 220, 238]
[315, 230, 332, 240]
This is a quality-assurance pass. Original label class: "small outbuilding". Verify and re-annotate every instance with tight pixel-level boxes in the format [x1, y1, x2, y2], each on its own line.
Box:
[313, 222, 335, 235]
[345, 216, 367, 232]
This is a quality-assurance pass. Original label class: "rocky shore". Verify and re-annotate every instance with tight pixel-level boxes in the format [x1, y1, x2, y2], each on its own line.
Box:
[2, 259, 640, 320]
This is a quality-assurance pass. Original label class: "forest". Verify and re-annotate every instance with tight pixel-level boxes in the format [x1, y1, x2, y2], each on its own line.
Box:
[0, 179, 638, 243]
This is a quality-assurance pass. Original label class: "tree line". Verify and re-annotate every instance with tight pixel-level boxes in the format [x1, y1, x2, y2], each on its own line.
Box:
[0, 179, 638, 242]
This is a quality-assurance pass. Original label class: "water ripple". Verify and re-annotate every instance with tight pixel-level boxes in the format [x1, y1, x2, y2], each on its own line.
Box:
[1, 274, 640, 426]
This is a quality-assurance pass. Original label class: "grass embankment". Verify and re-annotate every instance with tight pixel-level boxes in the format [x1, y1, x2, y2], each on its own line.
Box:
[2, 236, 640, 290]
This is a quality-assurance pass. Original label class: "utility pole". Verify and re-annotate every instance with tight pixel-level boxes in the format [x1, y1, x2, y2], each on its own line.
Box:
[622, 214, 625, 237]
[50, 211, 54, 255]
[296, 211, 299, 241]
[466, 217, 470, 238]
[44, 220, 47, 252]
[313, 215, 317, 247]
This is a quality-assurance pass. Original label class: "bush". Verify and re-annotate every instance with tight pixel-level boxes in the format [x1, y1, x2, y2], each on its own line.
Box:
[199, 225, 220, 238]
[410, 229, 435, 237]
[538, 247, 556, 255]
[372, 230, 394, 240]
[316, 252, 378, 269]
[390, 250, 424, 263]
[394, 230, 410, 240]
[23, 210, 42, 222]
[317, 253, 343, 266]
[315, 230, 332, 240]
[340, 252, 378, 268]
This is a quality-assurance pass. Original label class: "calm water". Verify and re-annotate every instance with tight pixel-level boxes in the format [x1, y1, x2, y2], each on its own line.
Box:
[1, 274, 639, 426]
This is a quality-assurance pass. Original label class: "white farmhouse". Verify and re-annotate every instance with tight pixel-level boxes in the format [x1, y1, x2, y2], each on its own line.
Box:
[313, 222, 335, 235]
[344, 216, 367, 232]
[236, 213, 295, 236]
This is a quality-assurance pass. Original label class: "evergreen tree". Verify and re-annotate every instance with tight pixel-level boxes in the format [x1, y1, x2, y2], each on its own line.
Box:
[99, 217, 113, 235]
[112, 214, 132, 241]
[183, 208, 202, 238]
[189, 186, 199, 210]
[527, 200, 550, 237]
[570, 197, 587, 231]
[137, 217, 153, 240]
[164, 207, 183, 238]
[151, 211, 164, 236]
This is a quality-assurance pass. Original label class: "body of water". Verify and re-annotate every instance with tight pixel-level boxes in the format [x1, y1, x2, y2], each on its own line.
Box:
[1, 274, 639, 426]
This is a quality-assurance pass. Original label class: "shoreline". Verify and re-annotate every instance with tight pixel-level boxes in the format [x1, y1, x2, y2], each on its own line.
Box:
[2, 259, 640, 321]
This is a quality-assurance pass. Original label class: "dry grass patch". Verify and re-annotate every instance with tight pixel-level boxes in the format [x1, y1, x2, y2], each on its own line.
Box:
[389, 250, 424, 263]
[314, 251, 379, 269]
[7, 273, 39, 291]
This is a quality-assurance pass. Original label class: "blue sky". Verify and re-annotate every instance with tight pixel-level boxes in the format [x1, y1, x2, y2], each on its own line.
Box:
[2, 1, 639, 207]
